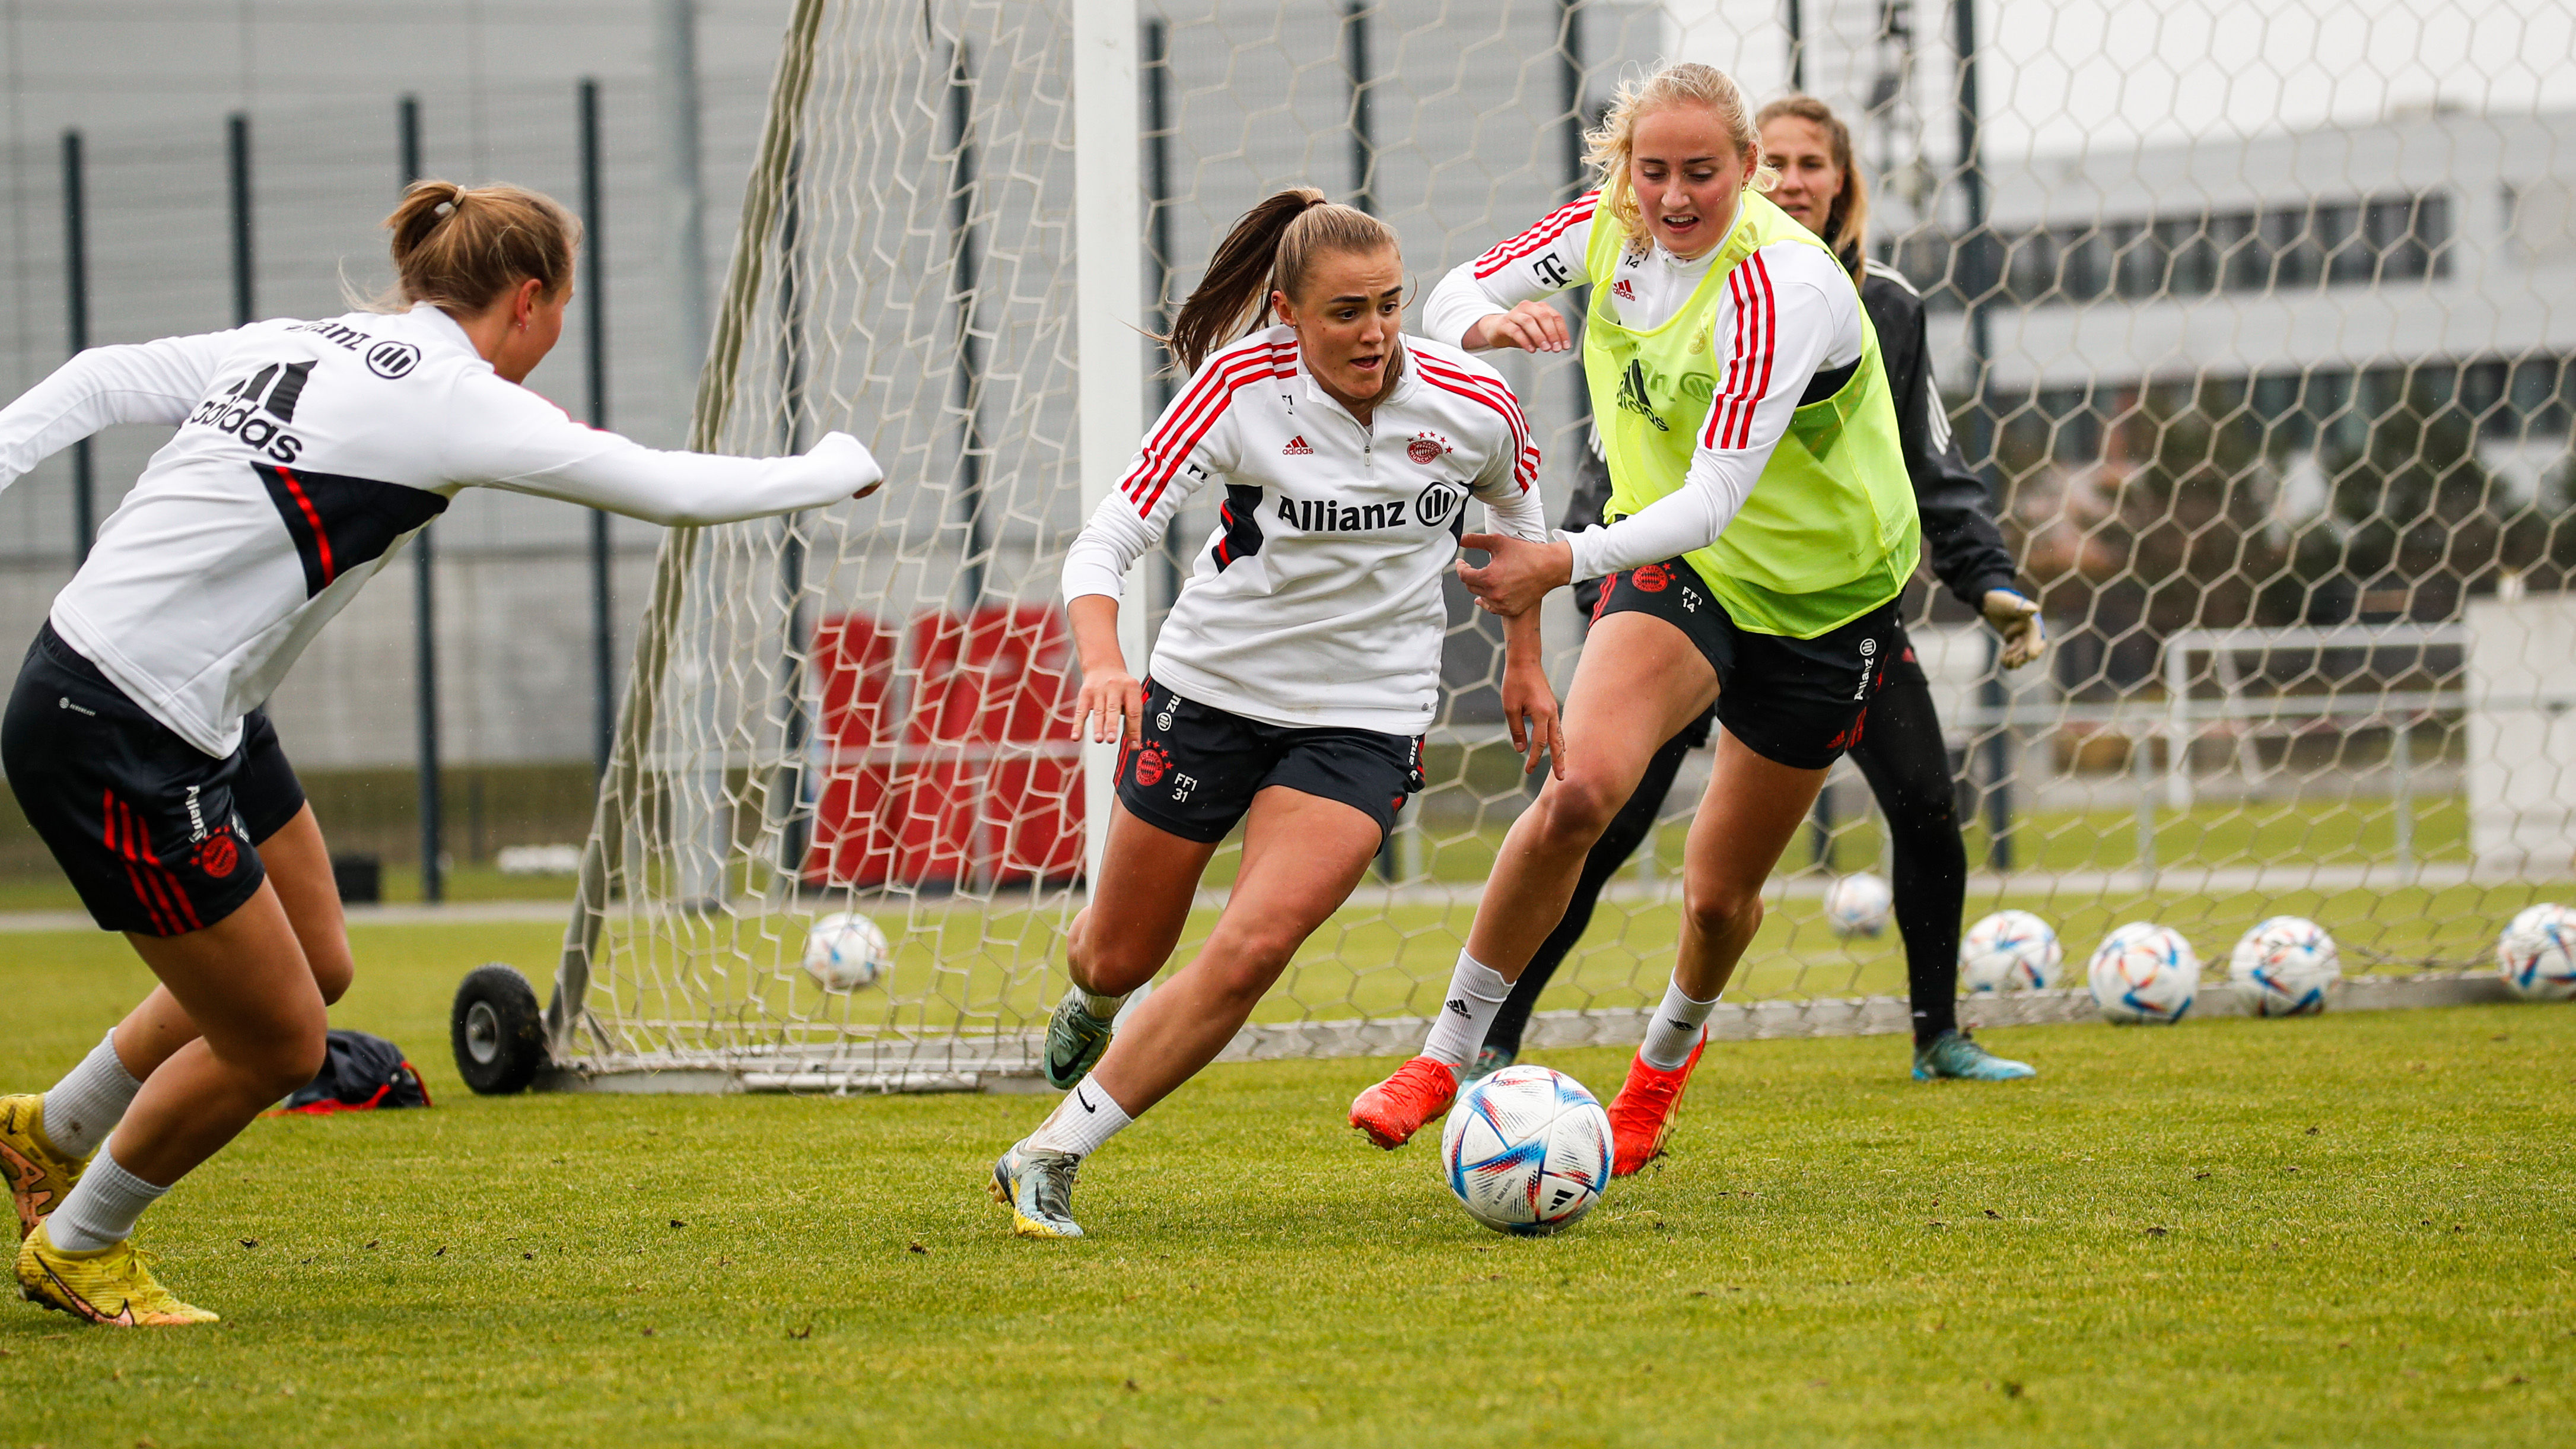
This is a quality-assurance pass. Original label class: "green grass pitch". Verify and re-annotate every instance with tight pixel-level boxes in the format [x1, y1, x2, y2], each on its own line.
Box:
[2, 919, 2571, 1447]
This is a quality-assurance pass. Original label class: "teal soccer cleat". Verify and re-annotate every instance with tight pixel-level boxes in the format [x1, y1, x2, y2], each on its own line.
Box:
[1912, 1029, 2036, 1082]
[989, 1145, 1085, 1240]
[1462, 1044, 1516, 1083]
[1042, 987, 1117, 1090]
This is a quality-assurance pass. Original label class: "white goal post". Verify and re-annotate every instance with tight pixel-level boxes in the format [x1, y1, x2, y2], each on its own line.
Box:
[483, 0, 2573, 1095]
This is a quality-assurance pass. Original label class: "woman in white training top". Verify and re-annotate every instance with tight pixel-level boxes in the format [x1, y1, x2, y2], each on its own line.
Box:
[988, 189, 1560, 1241]
[0, 181, 883, 1326]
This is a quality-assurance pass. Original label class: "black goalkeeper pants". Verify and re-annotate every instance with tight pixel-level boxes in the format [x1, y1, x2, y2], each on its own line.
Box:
[1484, 669, 1968, 1055]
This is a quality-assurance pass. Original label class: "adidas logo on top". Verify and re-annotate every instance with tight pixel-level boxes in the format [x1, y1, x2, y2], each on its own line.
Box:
[1281, 434, 1314, 455]
[1612, 278, 1637, 301]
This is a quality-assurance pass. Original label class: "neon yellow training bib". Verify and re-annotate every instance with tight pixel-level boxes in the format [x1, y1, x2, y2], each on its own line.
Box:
[1583, 189, 1919, 638]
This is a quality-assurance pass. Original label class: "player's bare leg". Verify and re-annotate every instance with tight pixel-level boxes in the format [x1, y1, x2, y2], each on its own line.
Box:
[18, 879, 326, 1324]
[99, 806, 355, 1079]
[1083, 787, 1376, 1115]
[1605, 730, 1828, 1175]
[1464, 612, 1716, 979]
[1352, 612, 1714, 1149]
[996, 787, 1379, 1237]
[7, 806, 349, 1247]
[1043, 802, 1219, 1088]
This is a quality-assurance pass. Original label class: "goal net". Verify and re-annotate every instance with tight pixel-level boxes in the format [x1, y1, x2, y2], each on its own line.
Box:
[536, 0, 2576, 1091]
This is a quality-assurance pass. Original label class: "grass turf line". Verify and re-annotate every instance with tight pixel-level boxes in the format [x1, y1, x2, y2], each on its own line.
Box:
[0, 921, 2570, 1447]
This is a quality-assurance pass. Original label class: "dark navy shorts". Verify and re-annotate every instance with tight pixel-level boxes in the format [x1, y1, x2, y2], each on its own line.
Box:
[2, 623, 306, 935]
[1591, 556, 1902, 771]
[1115, 680, 1424, 845]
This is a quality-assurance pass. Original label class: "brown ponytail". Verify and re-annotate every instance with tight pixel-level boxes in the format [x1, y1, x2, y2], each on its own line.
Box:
[377, 180, 580, 316]
[1165, 187, 1399, 374]
[1754, 94, 1869, 277]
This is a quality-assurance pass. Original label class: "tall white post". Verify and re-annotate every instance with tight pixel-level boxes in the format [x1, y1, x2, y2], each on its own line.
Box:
[1072, 1, 1147, 889]
[656, 0, 711, 390]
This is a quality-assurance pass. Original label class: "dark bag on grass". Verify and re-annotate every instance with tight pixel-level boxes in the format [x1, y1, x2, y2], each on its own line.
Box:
[279, 1029, 433, 1114]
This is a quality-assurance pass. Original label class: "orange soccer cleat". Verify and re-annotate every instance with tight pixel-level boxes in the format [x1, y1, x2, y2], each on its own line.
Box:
[1606, 1036, 1706, 1177]
[1349, 1056, 1458, 1149]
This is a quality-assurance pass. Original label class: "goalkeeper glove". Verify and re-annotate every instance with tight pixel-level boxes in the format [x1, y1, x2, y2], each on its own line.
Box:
[1982, 587, 2046, 669]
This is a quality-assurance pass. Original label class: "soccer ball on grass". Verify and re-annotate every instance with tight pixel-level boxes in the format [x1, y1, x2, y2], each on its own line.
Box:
[2229, 916, 2340, 1016]
[2495, 904, 2576, 1000]
[1824, 872, 1894, 938]
[802, 911, 892, 992]
[1440, 1065, 1612, 1237]
[2087, 923, 2200, 1025]
[1959, 910, 2063, 992]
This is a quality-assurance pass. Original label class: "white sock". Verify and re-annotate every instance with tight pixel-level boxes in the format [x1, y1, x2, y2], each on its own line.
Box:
[1639, 978, 1720, 1070]
[1076, 985, 1128, 1020]
[1420, 950, 1513, 1068]
[1023, 1079, 1134, 1159]
[49, 1143, 168, 1253]
[42, 1030, 143, 1159]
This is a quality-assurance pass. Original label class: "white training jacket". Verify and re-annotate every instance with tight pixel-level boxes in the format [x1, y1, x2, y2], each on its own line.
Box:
[1420, 192, 1863, 583]
[0, 306, 883, 758]
[1061, 326, 1547, 735]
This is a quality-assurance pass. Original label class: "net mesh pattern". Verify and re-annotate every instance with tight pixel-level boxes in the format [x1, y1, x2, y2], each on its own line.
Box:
[554, 0, 2576, 1088]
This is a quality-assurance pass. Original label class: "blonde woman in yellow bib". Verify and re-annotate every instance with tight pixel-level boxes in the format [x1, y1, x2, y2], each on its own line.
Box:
[1351, 61, 1919, 1174]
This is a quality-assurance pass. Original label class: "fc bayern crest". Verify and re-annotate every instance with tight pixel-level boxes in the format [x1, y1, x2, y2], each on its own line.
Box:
[193, 834, 240, 879]
[1134, 746, 1169, 787]
[1632, 563, 1669, 593]
[1407, 437, 1443, 465]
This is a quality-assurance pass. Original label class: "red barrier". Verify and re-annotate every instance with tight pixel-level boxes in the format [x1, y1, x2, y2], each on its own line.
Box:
[804, 614, 901, 888]
[803, 604, 1082, 890]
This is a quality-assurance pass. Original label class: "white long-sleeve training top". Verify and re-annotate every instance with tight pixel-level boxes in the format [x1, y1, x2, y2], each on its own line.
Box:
[1061, 326, 1548, 735]
[0, 305, 883, 758]
[1420, 192, 1863, 583]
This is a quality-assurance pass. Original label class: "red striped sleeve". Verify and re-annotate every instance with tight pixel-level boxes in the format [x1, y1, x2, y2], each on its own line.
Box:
[1415, 359, 1538, 493]
[1702, 251, 1779, 452]
[1471, 192, 1599, 279]
[1118, 340, 1297, 516]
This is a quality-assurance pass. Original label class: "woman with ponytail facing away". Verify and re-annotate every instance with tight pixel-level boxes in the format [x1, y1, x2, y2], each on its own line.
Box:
[987, 188, 1560, 1241]
[0, 180, 883, 1326]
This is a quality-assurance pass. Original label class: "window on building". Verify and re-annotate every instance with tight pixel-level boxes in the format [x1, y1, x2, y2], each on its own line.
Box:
[2317, 203, 2371, 285]
[2162, 216, 2219, 296]
[2214, 211, 2264, 290]
[2112, 221, 2166, 298]
[1974, 192, 2452, 306]
[2062, 227, 2111, 301]
[2263, 206, 2321, 287]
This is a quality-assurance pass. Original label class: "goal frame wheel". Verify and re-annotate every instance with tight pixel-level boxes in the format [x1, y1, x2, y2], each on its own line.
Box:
[451, 962, 547, 1096]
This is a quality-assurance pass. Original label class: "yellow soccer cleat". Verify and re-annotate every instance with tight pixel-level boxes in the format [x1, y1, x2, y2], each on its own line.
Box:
[16, 1221, 218, 1327]
[988, 1145, 1084, 1240]
[0, 1094, 85, 1243]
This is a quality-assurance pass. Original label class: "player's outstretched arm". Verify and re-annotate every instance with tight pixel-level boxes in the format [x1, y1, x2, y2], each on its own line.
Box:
[457, 380, 883, 526]
[0, 331, 248, 492]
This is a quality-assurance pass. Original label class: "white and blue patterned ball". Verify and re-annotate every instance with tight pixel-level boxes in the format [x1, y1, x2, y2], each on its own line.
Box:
[2230, 916, 2340, 1016]
[1960, 910, 2065, 992]
[1824, 872, 1894, 938]
[1439, 1065, 1611, 1237]
[801, 911, 891, 992]
[2497, 903, 2576, 1001]
[2087, 922, 2200, 1025]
